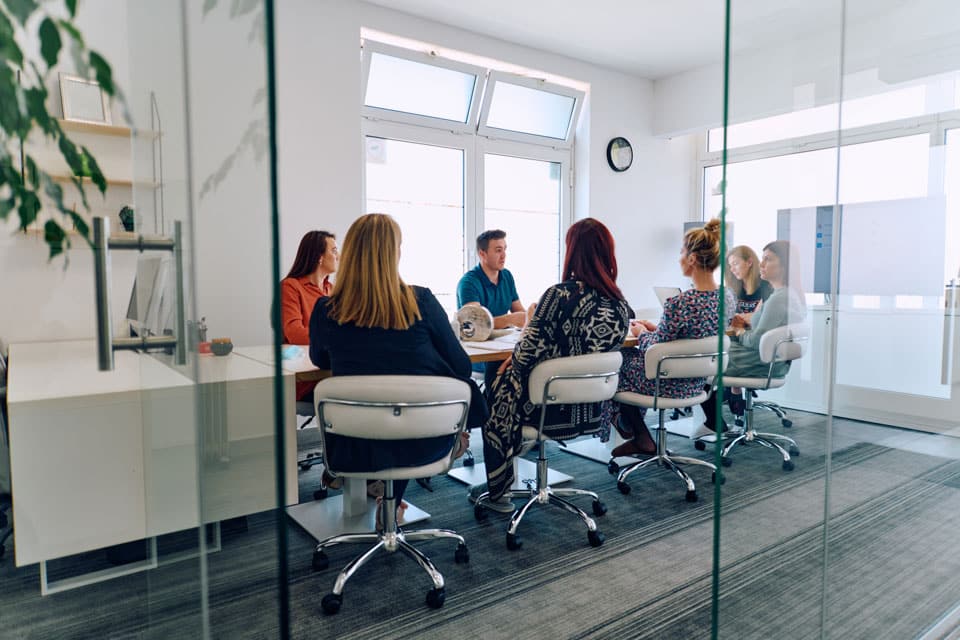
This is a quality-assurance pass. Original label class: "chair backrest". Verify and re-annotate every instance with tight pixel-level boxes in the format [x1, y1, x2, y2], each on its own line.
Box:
[758, 323, 809, 365]
[644, 336, 729, 383]
[528, 351, 622, 406]
[314, 375, 470, 441]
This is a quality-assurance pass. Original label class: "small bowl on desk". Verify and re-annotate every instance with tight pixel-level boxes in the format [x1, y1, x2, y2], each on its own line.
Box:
[210, 338, 233, 356]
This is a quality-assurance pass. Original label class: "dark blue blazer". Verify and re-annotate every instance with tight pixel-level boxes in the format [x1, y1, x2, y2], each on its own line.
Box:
[309, 285, 488, 430]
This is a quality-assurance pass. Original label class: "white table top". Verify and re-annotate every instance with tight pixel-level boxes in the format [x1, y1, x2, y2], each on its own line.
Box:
[233, 345, 316, 374]
[8, 340, 192, 404]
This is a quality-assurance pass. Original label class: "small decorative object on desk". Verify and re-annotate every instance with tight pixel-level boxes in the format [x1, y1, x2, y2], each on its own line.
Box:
[211, 338, 233, 356]
[118, 206, 135, 232]
[456, 305, 493, 342]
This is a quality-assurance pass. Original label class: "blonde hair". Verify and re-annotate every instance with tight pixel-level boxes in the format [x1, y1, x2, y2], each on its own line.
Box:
[684, 218, 722, 271]
[724, 244, 762, 297]
[326, 213, 421, 330]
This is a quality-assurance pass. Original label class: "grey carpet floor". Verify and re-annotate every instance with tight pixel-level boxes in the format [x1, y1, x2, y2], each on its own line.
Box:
[2, 411, 960, 639]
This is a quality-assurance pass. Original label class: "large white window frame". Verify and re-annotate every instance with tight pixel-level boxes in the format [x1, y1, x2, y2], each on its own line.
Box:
[361, 42, 579, 281]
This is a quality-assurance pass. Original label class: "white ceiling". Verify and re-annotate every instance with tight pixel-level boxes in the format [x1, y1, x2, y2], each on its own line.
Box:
[365, 0, 912, 80]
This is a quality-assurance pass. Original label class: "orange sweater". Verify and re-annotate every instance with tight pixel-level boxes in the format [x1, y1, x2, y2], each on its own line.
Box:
[280, 275, 331, 399]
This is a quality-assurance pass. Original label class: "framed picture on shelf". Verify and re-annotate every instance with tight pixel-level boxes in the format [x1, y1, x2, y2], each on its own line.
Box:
[59, 74, 111, 125]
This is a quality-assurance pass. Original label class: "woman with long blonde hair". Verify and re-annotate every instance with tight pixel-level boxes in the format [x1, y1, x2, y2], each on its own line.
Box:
[310, 213, 487, 511]
[725, 245, 772, 315]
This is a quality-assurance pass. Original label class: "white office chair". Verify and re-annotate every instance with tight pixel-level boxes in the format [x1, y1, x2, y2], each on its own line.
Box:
[609, 336, 729, 502]
[720, 323, 809, 471]
[473, 351, 622, 551]
[312, 375, 472, 615]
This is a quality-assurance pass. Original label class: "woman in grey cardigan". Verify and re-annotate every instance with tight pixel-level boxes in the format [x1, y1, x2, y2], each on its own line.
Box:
[702, 240, 806, 429]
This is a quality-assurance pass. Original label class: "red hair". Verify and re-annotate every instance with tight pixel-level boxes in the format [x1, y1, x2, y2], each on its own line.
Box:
[562, 218, 624, 301]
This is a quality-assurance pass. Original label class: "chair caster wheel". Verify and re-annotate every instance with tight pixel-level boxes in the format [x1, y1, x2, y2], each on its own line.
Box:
[721, 457, 733, 467]
[426, 587, 446, 609]
[607, 460, 619, 475]
[712, 471, 725, 485]
[313, 488, 328, 500]
[474, 504, 488, 521]
[454, 543, 470, 564]
[694, 440, 707, 451]
[617, 481, 631, 495]
[592, 500, 607, 516]
[312, 550, 329, 571]
[506, 532, 523, 551]
[587, 530, 605, 547]
[685, 489, 698, 503]
[782, 419, 793, 428]
[782, 459, 795, 472]
[789, 446, 800, 457]
[321, 593, 342, 615]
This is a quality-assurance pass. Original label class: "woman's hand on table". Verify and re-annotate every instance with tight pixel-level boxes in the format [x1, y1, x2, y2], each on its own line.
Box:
[629, 319, 656, 336]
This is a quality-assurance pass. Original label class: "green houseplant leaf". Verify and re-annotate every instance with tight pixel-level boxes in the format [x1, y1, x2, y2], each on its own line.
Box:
[1, 0, 118, 262]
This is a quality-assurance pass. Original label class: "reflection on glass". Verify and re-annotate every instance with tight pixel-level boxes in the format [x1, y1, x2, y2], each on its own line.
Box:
[365, 137, 465, 313]
[365, 52, 476, 123]
[483, 154, 561, 306]
[485, 82, 575, 139]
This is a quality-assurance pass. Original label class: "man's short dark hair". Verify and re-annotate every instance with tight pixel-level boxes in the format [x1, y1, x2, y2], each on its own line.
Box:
[477, 229, 507, 252]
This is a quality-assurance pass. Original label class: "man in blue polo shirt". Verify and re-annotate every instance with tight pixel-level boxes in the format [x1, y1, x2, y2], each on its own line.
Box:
[457, 229, 528, 394]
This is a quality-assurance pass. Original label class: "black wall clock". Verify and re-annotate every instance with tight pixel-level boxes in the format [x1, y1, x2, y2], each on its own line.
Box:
[606, 137, 633, 172]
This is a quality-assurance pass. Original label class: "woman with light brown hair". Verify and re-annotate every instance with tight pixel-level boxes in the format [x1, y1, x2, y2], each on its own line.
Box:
[309, 213, 487, 511]
[725, 244, 772, 315]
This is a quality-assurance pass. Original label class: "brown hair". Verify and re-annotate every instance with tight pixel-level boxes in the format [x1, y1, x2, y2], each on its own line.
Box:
[477, 229, 506, 252]
[724, 244, 762, 297]
[684, 218, 722, 271]
[325, 214, 421, 330]
[285, 230, 335, 279]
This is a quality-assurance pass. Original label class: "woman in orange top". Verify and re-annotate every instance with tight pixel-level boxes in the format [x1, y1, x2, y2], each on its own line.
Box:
[281, 230, 338, 400]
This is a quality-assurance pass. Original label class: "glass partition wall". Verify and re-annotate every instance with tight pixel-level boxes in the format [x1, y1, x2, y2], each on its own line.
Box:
[711, 1, 960, 637]
[1, 1, 289, 638]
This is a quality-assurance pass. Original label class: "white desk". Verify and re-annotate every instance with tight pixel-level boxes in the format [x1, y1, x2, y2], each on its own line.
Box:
[7, 340, 297, 593]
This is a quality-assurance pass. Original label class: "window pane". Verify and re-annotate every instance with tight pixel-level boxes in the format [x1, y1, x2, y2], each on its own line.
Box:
[365, 137, 465, 313]
[484, 154, 561, 306]
[365, 52, 476, 123]
[708, 84, 931, 151]
[486, 82, 575, 139]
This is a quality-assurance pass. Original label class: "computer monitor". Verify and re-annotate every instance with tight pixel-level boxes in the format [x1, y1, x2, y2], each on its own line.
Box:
[126, 255, 176, 338]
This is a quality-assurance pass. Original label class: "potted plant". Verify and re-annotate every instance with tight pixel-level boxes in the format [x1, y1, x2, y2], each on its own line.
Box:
[1, 0, 117, 260]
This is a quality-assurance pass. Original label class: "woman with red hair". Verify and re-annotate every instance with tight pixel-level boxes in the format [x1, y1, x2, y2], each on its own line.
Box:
[470, 218, 631, 512]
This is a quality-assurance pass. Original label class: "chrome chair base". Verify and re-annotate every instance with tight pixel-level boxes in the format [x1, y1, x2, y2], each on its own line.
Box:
[474, 446, 607, 550]
[313, 490, 469, 614]
[721, 390, 800, 471]
[612, 409, 719, 503]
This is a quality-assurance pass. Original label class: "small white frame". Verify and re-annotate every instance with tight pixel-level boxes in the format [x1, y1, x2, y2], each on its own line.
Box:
[59, 73, 111, 125]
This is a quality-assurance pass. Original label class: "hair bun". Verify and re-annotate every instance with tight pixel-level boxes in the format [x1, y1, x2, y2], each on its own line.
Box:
[702, 218, 721, 237]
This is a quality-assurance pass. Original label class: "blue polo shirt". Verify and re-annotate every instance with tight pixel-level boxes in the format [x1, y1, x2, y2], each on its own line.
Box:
[456, 264, 519, 316]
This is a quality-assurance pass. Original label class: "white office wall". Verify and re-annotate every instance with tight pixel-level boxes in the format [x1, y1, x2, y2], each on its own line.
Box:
[4, 1, 697, 347]
[0, 0, 136, 345]
[653, 0, 960, 136]
[276, 0, 695, 312]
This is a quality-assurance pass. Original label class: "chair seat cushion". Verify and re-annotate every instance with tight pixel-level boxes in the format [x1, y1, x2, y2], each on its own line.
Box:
[614, 390, 708, 409]
[722, 377, 786, 390]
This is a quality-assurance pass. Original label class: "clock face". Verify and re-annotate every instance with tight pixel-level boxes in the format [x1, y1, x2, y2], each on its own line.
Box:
[607, 137, 633, 172]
